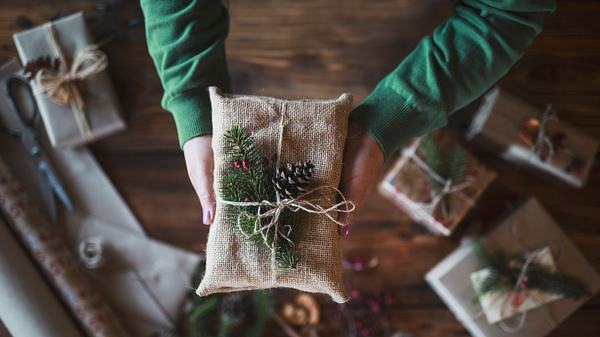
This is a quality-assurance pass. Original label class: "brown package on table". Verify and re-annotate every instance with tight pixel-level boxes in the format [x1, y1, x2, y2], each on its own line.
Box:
[13, 12, 125, 148]
[379, 132, 496, 236]
[467, 87, 598, 187]
[426, 198, 600, 337]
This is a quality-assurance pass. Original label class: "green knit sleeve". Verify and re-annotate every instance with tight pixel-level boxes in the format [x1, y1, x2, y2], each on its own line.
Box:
[141, 0, 231, 147]
[350, 0, 556, 160]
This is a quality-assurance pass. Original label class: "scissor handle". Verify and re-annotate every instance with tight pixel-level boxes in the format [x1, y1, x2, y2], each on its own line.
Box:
[6, 76, 39, 128]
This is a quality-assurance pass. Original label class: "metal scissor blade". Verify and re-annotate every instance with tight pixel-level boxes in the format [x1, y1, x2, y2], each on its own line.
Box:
[37, 160, 75, 213]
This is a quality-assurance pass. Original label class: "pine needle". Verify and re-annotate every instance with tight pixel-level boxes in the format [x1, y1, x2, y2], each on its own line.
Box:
[471, 239, 590, 301]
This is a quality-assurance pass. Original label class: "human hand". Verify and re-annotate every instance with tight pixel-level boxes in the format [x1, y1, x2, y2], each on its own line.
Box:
[338, 120, 385, 236]
[183, 135, 216, 225]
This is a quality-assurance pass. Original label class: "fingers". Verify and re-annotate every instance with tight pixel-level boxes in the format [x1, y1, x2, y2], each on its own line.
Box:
[183, 136, 216, 225]
[338, 121, 384, 237]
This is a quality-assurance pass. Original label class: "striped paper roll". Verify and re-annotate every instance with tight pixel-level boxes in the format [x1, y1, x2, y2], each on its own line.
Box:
[0, 155, 130, 337]
[0, 215, 83, 337]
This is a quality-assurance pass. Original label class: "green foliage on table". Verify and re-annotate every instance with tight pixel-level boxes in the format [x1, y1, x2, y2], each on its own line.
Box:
[472, 239, 591, 301]
[184, 262, 275, 337]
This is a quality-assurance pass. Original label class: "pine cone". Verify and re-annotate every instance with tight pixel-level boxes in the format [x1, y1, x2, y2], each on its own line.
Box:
[23, 55, 61, 80]
[272, 161, 315, 199]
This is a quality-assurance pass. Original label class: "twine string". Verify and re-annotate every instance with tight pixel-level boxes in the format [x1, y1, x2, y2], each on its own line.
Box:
[405, 139, 475, 217]
[218, 104, 355, 274]
[219, 186, 355, 253]
[530, 105, 557, 162]
[34, 22, 109, 140]
[472, 212, 560, 333]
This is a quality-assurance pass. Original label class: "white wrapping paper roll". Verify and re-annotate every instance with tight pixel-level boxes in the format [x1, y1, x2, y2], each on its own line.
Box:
[0, 216, 83, 337]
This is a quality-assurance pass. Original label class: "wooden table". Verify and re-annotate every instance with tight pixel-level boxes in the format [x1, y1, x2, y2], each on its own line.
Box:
[1, 0, 599, 336]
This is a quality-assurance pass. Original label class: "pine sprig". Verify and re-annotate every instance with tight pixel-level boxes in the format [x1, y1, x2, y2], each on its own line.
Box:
[419, 134, 468, 186]
[418, 134, 469, 217]
[419, 135, 444, 188]
[446, 147, 468, 183]
[220, 126, 301, 269]
[472, 239, 590, 301]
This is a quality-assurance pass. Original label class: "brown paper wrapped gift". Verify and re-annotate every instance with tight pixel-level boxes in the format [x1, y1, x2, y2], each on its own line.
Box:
[13, 12, 125, 148]
[426, 198, 600, 337]
[378, 132, 496, 236]
[197, 87, 352, 303]
[467, 87, 598, 187]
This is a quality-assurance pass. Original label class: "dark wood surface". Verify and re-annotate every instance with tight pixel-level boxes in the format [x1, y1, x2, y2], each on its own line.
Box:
[1, 0, 600, 336]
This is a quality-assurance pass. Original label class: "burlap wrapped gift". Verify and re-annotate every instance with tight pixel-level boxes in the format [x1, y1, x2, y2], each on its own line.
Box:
[197, 87, 352, 303]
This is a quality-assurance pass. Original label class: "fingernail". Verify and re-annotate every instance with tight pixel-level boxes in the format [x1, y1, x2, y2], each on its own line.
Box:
[342, 224, 352, 237]
[203, 209, 212, 225]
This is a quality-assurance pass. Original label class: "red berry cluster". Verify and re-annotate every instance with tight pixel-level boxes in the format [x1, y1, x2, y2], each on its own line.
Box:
[233, 159, 251, 170]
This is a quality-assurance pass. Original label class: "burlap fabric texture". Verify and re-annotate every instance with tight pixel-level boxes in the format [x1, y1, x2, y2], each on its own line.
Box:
[196, 87, 353, 303]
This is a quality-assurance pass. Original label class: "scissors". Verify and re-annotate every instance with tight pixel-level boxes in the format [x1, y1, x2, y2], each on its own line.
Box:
[1, 76, 75, 214]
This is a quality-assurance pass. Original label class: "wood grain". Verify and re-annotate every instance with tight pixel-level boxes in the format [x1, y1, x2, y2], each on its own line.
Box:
[1, 0, 600, 336]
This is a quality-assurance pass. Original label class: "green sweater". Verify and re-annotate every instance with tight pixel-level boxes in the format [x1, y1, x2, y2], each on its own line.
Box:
[141, 0, 555, 159]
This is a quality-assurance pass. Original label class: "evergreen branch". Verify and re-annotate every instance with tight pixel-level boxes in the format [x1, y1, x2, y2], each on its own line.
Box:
[471, 239, 590, 301]
[526, 266, 591, 299]
[220, 126, 301, 269]
[446, 147, 468, 183]
[419, 134, 444, 188]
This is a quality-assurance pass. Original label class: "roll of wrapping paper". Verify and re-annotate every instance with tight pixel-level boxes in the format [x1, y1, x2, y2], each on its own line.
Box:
[0, 156, 130, 337]
[0, 215, 83, 337]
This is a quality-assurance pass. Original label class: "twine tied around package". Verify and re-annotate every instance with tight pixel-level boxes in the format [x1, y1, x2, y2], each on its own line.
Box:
[33, 22, 109, 140]
[220, 186, 355, 251]
[404, 140, 474, 218]
[218, 107, 355, 269]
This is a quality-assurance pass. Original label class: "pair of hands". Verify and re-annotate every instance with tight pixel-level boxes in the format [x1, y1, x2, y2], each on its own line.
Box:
[183, 120, 384, 236]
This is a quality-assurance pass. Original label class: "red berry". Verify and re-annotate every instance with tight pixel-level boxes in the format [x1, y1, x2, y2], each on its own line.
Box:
[351, 289, 361, 299]
[243, 196, 251, 202]
[242, 159, 250, 170]
[233, 160, 242, 168]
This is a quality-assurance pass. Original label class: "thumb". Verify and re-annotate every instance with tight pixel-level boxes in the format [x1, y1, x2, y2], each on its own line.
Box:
[194, 161, 216, 225]
[337, 121, 385, 236]
[183, 136, 216, 225]
[337, 161, 363, 235]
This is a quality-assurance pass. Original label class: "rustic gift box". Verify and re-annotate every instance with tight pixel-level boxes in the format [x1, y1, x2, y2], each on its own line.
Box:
[426, 198, 600, 337]
[198, 88, 354, 303]
[467, 87, 598, 187]
[13, 12, 125, 148]
[378, 132, 496, 236]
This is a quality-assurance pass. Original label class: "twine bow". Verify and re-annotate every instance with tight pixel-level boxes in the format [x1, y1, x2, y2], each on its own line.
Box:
[405, 140, 474, 217]
[33, 22, 109, 140]
[220, 186, 355, 252]
[35, 44, 107, 106]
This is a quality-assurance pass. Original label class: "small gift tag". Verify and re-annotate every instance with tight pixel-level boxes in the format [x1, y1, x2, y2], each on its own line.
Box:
[471, 247, 563, 324]
[378, 132, 495, 236]
[468, 87, 598, 187]
[13, 12, 125, 148]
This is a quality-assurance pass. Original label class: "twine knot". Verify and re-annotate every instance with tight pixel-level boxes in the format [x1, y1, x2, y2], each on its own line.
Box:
[406, 141, 475, 216]
[220, 186, 355, 252]
[35, 44, 108, 106]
